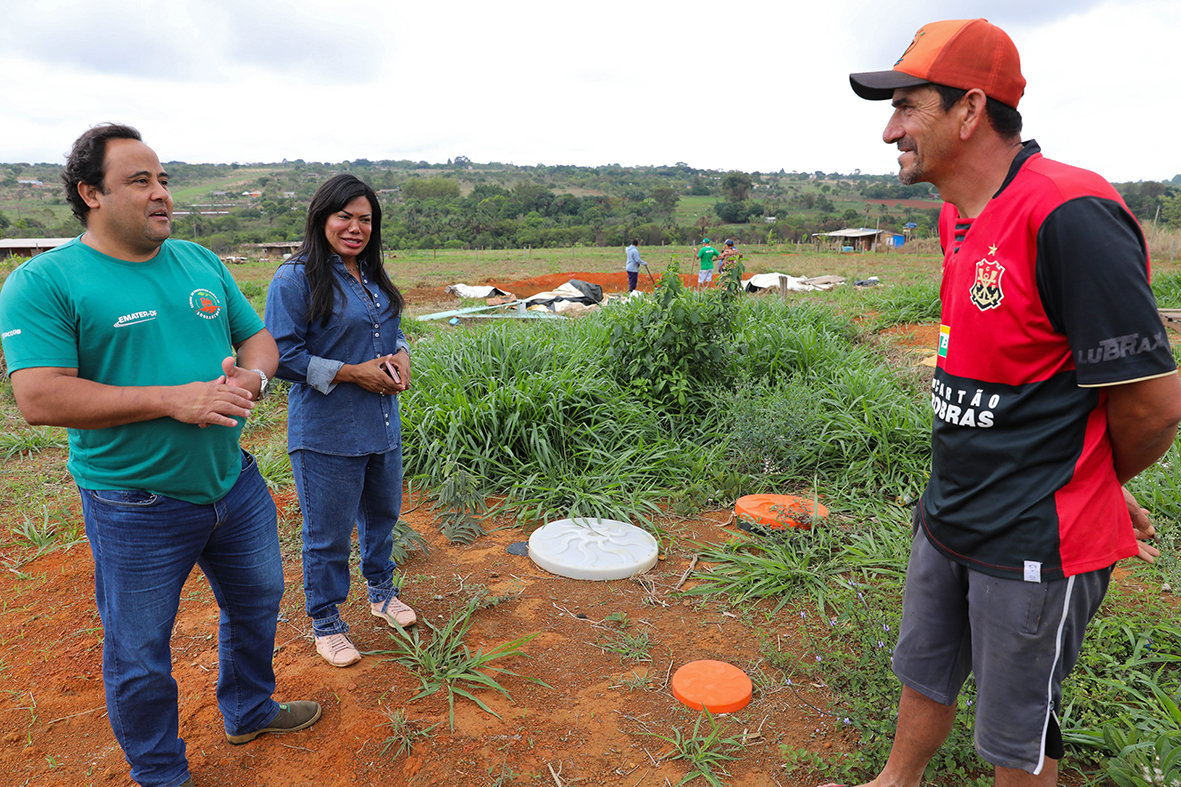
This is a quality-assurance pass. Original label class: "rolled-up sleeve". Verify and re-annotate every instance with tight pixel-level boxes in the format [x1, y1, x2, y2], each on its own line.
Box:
[265, 269, 342, 394]
[394, 327, 409, 357]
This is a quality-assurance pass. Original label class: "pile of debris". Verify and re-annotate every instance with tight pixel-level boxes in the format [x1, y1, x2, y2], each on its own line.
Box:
[422, 279, 604, 322]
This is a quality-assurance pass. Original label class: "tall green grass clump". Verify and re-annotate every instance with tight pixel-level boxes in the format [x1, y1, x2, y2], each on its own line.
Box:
[401, 316, 712, 524]
[724, 298, 932, 502]
[855, 280, 942, 330]
[1152, 271, 1181, 309]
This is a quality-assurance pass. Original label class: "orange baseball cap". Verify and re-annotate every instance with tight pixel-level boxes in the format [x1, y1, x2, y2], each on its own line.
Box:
[850, 19, 1025, 109]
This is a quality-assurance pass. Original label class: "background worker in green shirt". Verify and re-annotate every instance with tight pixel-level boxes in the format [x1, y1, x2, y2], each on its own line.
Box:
[697, 237, 720, 287]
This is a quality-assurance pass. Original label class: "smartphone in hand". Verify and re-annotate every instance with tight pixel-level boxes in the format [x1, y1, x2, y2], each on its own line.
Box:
[381, 359, 402, 384]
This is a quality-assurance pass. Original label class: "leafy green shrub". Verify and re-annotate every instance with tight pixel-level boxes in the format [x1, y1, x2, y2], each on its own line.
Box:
[1104, 730, 1181, 787]
[400, 275, 938, 523]
[604, 261, 736, 411]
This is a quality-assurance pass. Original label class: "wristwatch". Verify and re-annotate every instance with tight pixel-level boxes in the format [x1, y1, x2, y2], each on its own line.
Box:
[250, 368, 270, 400]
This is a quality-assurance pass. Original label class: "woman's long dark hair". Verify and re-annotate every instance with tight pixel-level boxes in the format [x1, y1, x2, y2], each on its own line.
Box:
[292, 174, 404, 325]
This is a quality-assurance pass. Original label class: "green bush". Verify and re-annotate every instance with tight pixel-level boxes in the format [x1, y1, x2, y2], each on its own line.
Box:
[604, 260, 736, 412]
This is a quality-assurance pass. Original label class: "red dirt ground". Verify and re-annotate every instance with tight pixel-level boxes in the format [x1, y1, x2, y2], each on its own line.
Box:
[0, 498, 849, 787]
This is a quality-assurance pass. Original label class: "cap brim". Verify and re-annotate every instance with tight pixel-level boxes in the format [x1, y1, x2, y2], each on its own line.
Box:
[850, 70, 930, 101]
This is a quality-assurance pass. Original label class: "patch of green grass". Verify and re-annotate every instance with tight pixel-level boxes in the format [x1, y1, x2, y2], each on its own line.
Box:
[389, 519, 430, 565]
[1126, 441, 1181, 591]
[252, 441, 293, 490]
[242, 380, 288, 435]
[855, 280, 942, 329]
[647, 709, 745, 787]
[8, 504, 86, 561]
[375, 589, 548, 730]
[1152, 271, 1181, 309]
[1062, 586, 1181, 768]
[378, 707, 438, 759]
[684, 513, 909, 613]
[598, 630, 652, 664]
[0, 427, 68, 462]
[776, 582, 988, 786]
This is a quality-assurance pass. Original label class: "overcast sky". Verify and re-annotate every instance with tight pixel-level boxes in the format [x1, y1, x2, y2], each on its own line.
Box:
[1, 0, 1177, 183]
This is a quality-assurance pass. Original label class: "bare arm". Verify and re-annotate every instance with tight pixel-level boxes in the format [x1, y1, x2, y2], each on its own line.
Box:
[11, 365, 255, 430]
[9, 330, 279, 431]
[1105, 372, 1181, 484]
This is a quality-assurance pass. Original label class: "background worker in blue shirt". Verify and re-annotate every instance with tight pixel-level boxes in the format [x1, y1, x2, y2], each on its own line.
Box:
[625, 238, 648, 292]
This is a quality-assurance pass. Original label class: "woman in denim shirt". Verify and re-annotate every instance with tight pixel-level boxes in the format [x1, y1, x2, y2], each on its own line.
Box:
[264, 174, 416, 668]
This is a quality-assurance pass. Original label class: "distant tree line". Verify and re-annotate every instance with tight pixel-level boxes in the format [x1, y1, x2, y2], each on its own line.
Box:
[1, 159, 1178, 253]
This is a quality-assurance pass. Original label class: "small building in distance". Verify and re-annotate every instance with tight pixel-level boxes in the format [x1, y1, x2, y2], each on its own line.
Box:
[0, 238, 73, 259]
[246, 240, 302, 260]
[810, 227, 891, 252]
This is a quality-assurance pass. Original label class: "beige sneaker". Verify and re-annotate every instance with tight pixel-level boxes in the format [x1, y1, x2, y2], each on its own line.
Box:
[315, 633, 361, 667]
[371, 596, 417, 628]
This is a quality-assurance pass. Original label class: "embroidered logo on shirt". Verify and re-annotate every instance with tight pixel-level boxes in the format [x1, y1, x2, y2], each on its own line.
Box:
[969, 258, 1005, 311]
[113, 310, 158, 328]
[189, 289, 222, 320]
[938, 325, 950, 358]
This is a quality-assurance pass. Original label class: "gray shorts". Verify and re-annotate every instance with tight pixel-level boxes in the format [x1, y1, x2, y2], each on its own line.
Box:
[892, 522, 1111, 774]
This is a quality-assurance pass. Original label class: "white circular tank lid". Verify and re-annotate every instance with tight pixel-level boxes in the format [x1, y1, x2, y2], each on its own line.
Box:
[528, 518, 659, 581]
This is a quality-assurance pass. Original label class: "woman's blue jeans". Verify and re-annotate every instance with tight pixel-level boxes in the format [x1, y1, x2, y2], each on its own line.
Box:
[290, 448, 401, 637]
[79, 451, 284, 787]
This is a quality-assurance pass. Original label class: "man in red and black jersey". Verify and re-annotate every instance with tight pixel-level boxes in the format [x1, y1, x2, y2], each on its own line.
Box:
[837, 18, 1181, 787]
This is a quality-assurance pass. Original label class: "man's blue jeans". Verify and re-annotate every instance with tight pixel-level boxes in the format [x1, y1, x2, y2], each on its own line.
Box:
[79, 451, 284, 787]
[289, 448, 401, 637]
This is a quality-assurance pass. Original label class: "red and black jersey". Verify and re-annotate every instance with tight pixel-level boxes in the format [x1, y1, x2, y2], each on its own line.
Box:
[919, 141, 1175, 581]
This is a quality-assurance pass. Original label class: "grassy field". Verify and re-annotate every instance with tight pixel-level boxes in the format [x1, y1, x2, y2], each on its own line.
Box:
[167, 169, 274, 204]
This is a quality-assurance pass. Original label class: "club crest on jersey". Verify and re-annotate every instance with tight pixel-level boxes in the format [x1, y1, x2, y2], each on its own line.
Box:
[969, 258, 1005, 311]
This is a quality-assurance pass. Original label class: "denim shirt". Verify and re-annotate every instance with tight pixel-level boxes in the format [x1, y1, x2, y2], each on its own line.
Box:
[264, 254, 408, 455]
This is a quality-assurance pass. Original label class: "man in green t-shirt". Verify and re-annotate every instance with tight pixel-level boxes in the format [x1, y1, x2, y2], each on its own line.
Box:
[697, 238, 720, 287]
[0, 124, 319, 787]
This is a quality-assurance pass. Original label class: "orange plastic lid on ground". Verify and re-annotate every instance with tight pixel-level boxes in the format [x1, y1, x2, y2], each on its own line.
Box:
[671, 660, 753, 714]
[734, 494, 828, 530]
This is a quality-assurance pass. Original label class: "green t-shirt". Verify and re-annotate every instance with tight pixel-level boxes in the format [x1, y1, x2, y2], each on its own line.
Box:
[0, 237, 264, 504]
[698, 246, 720, 270]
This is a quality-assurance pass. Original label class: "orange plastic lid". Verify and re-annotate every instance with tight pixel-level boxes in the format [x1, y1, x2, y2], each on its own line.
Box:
[671, 660, 753, 714]
[734, 494, 828, 530]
